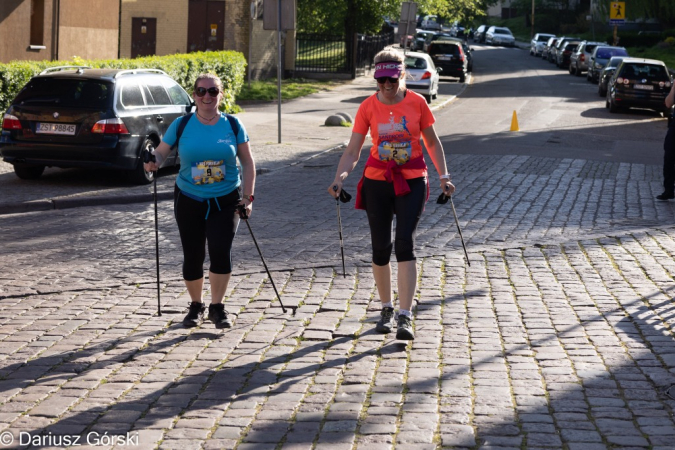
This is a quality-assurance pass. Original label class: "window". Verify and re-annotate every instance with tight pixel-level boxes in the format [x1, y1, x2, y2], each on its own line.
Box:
[30, 0, 45, 46]
[15, 79, 110, 109]
[119, 83, 145, 108]
[144, 79, 172, 106]
[162, 79, 192, 106]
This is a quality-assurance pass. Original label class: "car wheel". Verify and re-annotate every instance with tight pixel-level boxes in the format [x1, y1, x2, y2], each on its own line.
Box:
[129, 138, 155, 185]
[587, 71, 593, 82]
[423, 94, 432, 104]
[575, 64, 583, 76]
[569, 64, 576, 75]
[459, 73, 466, 83]
[13, 164, 45, 180]
[530, 49, 534, 55]
[609, 96, 619, 113]
[598, 85, 606, 97]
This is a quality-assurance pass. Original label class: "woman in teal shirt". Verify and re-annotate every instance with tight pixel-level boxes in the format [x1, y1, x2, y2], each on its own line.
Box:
[145, 73, 256, 329]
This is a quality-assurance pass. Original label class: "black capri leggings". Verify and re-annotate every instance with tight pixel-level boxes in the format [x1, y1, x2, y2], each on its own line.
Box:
[174, 186, 240, 281]
[361, 177, 427, 266]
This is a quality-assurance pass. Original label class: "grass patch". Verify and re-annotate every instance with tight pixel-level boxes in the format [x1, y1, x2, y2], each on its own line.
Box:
[236, 78, 349, 102]
[626, 46, 675, 69]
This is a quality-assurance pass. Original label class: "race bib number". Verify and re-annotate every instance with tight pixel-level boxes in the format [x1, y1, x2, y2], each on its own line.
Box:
[191, 160, 225, 185]
[378, 141, 411, 165]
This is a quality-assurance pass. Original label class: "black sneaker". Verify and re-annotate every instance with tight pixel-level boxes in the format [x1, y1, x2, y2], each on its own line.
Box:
[656, 191, 675, 200]
[208, 303, 233, 329]
[396, 315, 415, 340]
[375, 307, 395, 333]
[183, 302, 205, 328]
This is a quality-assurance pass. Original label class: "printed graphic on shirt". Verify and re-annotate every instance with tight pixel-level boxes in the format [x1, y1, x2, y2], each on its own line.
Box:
[191, 160, 225, 185]
[376, 115, 412, 165]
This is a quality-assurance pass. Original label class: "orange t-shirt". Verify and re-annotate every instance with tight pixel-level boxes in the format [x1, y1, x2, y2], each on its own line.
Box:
[353, 89, 435, 181]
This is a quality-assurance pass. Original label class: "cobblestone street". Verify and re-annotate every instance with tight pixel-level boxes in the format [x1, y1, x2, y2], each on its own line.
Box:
[1, 147, 675, 449]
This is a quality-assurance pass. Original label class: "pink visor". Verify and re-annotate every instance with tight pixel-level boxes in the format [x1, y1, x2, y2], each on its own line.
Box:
[374, 61, 403, 79]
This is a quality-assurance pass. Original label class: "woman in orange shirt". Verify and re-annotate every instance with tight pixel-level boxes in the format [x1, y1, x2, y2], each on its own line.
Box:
[328, 49, 455, 340]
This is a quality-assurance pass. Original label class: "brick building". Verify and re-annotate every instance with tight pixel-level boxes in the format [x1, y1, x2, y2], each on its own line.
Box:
[0, 0, 119, 62]
[119, 0, 294, 80]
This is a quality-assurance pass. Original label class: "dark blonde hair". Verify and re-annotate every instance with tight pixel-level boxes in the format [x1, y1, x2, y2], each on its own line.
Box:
[193, 73, 223, 92]
[374, 49, 404, 65]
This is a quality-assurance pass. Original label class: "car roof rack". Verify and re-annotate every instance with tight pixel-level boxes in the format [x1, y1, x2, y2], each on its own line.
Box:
[39, 66, 92, 75]
[114, 69, 168, 78]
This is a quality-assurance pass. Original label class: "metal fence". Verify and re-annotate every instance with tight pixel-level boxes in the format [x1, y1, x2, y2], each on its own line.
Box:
[295, 32, 394, 78]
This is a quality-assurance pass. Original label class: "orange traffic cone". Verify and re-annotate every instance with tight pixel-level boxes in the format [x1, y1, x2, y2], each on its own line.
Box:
[510, 110, 519, 131]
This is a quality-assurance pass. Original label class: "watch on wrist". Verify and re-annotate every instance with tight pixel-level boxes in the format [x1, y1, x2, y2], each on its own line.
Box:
[243, 194, 255, 202]
[440, 174, 451, 180]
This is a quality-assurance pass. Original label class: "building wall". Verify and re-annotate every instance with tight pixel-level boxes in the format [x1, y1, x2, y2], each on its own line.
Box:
[0, 0, 54, 62]
[57, 0, 118, 60]
[119, 0, 188, 58]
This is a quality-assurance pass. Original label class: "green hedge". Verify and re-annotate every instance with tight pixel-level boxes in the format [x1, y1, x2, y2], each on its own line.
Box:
[0, 50, 246, 114]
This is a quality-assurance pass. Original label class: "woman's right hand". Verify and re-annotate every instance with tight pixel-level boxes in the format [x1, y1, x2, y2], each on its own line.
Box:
[328, 179, 343, 199]
[143, 160, 159, 172]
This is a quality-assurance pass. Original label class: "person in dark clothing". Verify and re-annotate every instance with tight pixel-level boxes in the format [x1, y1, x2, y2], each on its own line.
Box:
[657, 83, 675, 200]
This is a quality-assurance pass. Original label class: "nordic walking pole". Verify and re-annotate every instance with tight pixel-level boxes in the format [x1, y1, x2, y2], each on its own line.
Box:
[449, 196, 470, 266]
[332, 185, 352, 278]
[237, 205, 296, 315]
[436, 192, 470, 266]
[142, 150, 162, 316]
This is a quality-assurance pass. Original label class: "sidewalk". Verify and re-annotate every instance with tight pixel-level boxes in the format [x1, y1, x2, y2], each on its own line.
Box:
[0, 75, 465, 215]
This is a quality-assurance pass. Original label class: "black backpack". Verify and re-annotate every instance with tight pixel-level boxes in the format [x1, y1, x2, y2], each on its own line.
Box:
[170, 113, 240, 151]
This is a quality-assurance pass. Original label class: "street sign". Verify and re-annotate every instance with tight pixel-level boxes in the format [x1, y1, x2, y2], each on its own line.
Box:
[400, 2, 417, 35]
[609, 1, 625, 25]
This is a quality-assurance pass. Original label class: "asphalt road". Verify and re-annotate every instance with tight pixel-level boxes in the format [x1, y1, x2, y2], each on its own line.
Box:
[436, 43, 668, 166]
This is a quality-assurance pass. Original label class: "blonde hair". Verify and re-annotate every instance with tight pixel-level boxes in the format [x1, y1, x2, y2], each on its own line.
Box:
[373, 49, 406, 88]
[374, 49, 404, 64]
[193, 73, 223, 92]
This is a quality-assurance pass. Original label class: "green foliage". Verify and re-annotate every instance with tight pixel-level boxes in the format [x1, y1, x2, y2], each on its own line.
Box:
[0, 51, 246, 114]
[605, 32, 664, 48]
[236, 78, 347, 102]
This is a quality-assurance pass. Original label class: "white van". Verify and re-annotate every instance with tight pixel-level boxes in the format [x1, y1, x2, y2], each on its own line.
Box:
[421, 15, 441, 31]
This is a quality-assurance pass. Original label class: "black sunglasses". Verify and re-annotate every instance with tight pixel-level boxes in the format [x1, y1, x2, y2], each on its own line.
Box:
[376, 76, 400, 84]
[195, 87, 220, 97]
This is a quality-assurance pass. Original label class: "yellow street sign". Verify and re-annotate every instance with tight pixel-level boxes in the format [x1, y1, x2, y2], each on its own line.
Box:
[610, 2, 625, 20]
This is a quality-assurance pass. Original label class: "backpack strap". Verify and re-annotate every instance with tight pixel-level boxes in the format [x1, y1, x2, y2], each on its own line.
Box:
[171, 113, 240, 152]
[170, 113, 193, 152]
[225, 114, 239, 141]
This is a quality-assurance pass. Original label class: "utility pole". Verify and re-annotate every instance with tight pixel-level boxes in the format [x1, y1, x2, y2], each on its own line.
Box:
[531, 0, 535, 39]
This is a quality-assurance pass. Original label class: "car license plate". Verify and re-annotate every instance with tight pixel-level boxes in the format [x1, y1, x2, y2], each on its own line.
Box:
[36, 122, 76, 135]
[437, 56, 451, 61]
[633, 84, 654, 91]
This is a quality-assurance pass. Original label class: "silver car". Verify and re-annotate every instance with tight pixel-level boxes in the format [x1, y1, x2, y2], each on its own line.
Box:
[587, 45, 629, 83]
[530, 33, 555, 56]
[404, 51, 441, 104]
[486, 27, 515, 46]
[569, 41, 605, 76]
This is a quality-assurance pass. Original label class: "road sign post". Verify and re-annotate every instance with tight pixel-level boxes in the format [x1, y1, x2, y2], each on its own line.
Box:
[609, 1, 625, 45]
[398, 2, 417, 52]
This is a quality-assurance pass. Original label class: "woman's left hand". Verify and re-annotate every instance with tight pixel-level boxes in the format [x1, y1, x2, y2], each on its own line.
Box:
[238, 199, 253, 219]
[441, 179, 455, 197]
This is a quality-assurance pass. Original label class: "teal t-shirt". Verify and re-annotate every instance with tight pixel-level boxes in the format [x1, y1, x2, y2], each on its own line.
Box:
[162, 113, 249, 199]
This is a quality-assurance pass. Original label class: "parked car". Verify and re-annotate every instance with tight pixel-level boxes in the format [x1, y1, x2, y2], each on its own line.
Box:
[568, 41, 605, 75]
[485, 26, 515, 46]
[543, 37, 559, 61]
[421, 15, 441, 31]
[450, 22, 466, 38]
[426, 40, 467, 82]
[530, 33, 555, 56]
[434, 37, 474, 72]
[598, 56, 626, 97]
[0, 67, 193, 183]
[587, 45, 629, 83]
[404, 51, 441, 103]
[423, 32, 453, 52]
[473, 25, 488, 43]
[412, 30, 436, 52]
[606, 58, 672, 115]
[553, 37, 581, 67]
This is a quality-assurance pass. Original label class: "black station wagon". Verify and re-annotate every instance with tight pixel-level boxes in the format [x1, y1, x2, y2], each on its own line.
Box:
[0, 67, 193, 184]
